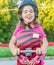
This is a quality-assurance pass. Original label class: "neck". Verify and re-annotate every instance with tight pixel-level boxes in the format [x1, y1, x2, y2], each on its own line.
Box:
[25, 23, 35, 29]
[30, 23, 35, 28]
[25, 27, 30, 30]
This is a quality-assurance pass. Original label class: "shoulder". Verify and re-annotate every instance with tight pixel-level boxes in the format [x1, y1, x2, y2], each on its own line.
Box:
[34, 25, 46, 38]
[13, 25, 24, 37]
[34, 25, 43, 30]
[15, 25, 24, 31]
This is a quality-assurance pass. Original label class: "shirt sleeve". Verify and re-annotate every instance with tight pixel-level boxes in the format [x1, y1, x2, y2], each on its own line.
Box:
[38, 26, 47, 38]
[13, 25, 24, 37]
[13, 26, 20, 37]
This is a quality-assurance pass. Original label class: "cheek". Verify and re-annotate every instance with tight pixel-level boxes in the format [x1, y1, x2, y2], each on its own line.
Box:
[32, 14, 35, 19]
[22, 13, 26, 18]
[33, 13, 35, 17]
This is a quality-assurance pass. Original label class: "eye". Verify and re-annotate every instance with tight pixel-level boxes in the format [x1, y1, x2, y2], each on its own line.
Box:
[30, 10, 33, 13]
[24, 10, 28, 13]
[24, 11, 27, 13]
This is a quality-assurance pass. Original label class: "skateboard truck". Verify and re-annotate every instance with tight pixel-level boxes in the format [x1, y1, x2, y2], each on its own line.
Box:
[18, 48, 45, 65]
[20, 48, 36, 56]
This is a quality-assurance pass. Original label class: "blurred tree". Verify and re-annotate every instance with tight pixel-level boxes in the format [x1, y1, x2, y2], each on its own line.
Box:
[0, 0, 18, 43]
[35, 0, 54, 41]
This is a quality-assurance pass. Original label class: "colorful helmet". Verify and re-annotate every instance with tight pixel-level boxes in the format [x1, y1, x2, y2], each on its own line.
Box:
[18, 0, 38, 18]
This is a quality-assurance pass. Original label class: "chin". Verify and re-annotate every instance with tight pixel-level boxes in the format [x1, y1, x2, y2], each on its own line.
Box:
[27, 21, 32, 24]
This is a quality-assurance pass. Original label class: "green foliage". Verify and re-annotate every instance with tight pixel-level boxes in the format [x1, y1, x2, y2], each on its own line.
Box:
[35, 0, 54, 41]
[0, 0, 18, 43]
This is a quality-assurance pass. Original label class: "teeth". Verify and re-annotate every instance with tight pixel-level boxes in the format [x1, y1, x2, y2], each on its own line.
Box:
[27, 17, 31, 19]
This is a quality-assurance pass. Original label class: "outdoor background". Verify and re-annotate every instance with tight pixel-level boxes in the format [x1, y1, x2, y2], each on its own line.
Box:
[0, 0, 54, 58]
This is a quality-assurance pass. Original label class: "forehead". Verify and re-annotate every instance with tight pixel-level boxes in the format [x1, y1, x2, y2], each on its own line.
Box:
[22, 5, 34, 11]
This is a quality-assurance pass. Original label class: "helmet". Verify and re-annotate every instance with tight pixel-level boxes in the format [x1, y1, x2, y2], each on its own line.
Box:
[18, 0, 38, 18]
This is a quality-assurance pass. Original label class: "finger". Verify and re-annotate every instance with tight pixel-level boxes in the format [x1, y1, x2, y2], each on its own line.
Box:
[36, 48, 41, 55]
[32, 63, 35, 65]
[25, 60, 29, 65]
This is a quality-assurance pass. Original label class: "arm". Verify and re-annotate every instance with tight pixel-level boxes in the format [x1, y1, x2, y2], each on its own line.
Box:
[9, 26, 22, 56]
[36, 38, 48, 55]
[41, 38, 48, 54]
[9, 36, 20, 56]
[36, 26, 48, 55]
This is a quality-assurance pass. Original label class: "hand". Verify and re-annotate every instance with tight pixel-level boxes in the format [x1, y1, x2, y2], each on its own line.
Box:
[36, 48, 42, 55]
[31, 55, 41, 64]
[29, 61, 36, 65]
[23, 59, 30, 65]
[15, 48, 20, 55]
[22, 59, 35, 65]
[17, 55, 30, 64]
[24, 60, 35, 65]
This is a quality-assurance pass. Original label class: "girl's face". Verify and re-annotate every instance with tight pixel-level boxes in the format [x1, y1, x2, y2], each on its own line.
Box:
[22, 5, 35, 24]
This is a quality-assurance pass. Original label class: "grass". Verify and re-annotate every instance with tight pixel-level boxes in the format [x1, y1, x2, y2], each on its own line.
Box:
[46, 46, 54, 56]
[0, 47, 13, 58]
[0, 46, 54, 58]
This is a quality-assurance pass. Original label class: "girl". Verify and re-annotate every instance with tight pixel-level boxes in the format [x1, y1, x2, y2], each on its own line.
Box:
[9, 0, 48, 65]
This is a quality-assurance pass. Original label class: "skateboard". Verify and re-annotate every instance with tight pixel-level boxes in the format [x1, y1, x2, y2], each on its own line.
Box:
[16, 29, 43, 65]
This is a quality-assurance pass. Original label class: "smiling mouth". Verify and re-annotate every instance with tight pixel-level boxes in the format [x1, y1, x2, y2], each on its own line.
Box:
[26, 17, 32, 20]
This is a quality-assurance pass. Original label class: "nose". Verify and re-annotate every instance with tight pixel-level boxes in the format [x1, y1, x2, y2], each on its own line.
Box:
[27, 11, 31, 14]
